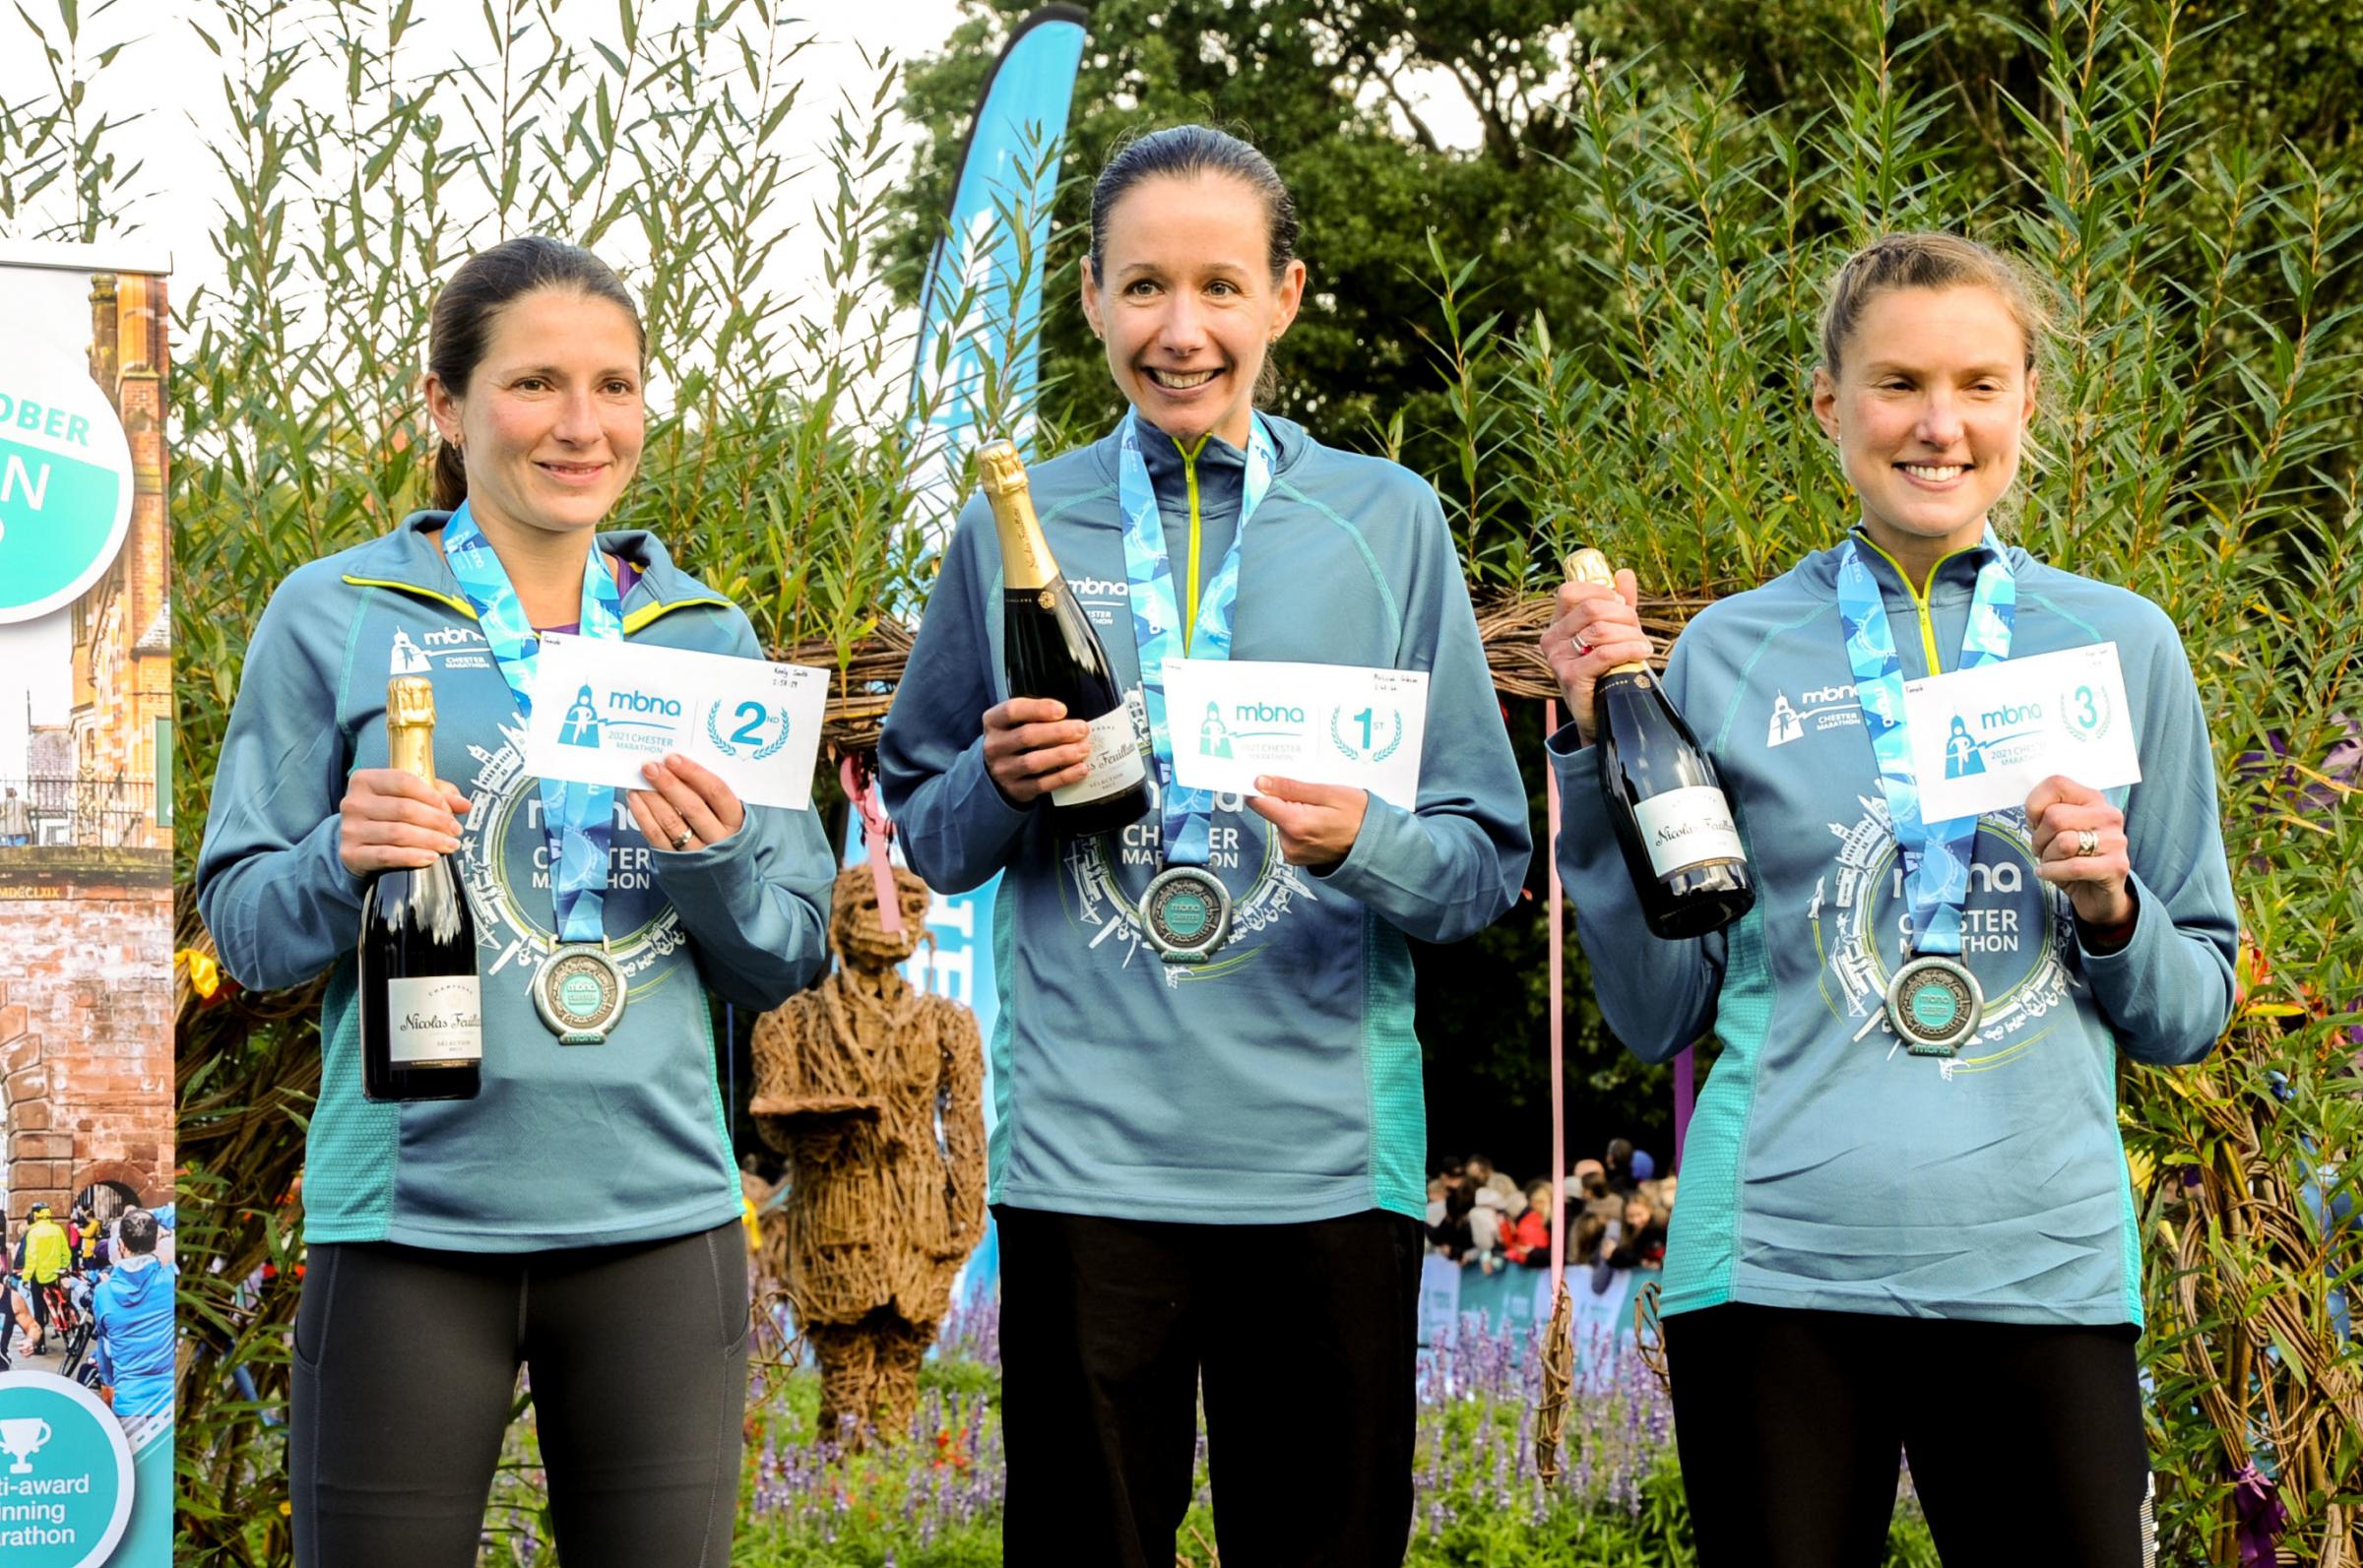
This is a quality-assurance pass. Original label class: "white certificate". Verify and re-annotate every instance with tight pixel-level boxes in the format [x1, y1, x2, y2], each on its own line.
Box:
[1164, 659, 1429, 809]
[1903, 642, 2141, 821]
[523, 632, 829, 811]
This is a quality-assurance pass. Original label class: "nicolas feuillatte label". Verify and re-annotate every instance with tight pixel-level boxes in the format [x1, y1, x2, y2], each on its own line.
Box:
[1051, 708, 1148, 807]
[387, 974, 485, 1065]
[1634, 786, 1746, 877]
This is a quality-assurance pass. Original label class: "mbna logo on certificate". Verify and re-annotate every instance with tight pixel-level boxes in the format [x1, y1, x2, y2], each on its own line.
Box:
[0, 1371, 136, 1568]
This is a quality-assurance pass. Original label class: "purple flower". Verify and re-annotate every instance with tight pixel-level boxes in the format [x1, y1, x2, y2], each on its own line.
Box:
[2235, 1462, 2286, 1567]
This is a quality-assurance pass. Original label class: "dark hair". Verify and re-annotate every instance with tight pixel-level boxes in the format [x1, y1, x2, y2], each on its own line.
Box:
[1088, 125, 1300, 404]
[426, 236, 644, 511]
[1605, 1137, 1632, 1166]
[118, 1209, 159, 1254]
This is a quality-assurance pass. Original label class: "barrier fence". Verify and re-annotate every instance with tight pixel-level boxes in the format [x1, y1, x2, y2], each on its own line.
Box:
[0, 774, 161, 848]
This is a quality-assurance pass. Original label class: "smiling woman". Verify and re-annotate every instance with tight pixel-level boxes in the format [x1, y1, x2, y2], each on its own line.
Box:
[1540, 230, 2238, 1568]
[879, 125, 1533, 1568]
[192, 235, 838, 1568]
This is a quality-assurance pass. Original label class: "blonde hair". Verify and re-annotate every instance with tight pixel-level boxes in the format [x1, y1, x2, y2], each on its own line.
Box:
[1818, 231, 2053, 378]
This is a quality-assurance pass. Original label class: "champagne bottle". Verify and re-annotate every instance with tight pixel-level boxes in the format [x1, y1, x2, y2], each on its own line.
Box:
[978, 441, 1152, 837]
[359, 676, 482, 1100]
[1571, 549, 1756, 939]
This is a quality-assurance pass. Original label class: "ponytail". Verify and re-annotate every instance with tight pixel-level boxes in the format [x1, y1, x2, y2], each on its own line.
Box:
[431, 438, 468, 511]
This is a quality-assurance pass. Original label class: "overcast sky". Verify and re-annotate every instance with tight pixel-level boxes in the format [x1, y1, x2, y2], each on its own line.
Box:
[1, 0, 977, 309]
[3, 0, 1484, 308]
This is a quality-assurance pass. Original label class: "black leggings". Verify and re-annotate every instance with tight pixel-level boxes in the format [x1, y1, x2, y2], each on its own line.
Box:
[291, 1221, 751, 1568]
[1665, 1303, 2151, 1568]
[997, 1205, 1425, 1568]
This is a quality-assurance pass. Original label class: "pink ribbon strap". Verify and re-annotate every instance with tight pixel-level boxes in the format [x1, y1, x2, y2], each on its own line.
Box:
[1546, 699, 1567, 1286]
[840, 754, 904, 935]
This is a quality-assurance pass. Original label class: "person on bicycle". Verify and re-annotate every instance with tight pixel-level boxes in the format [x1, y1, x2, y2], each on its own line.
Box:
[16, 1203, 71, 1355]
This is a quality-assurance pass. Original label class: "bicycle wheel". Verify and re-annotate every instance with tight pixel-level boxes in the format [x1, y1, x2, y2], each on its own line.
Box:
[62, 1321, 92, 1376]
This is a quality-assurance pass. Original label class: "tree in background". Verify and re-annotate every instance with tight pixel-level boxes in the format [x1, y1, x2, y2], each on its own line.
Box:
[886, 0, 2363, 1175]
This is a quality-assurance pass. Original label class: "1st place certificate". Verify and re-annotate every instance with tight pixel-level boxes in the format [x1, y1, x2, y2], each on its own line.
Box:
[523, 633, 830, 810]
[1164, 659, 1430, 808]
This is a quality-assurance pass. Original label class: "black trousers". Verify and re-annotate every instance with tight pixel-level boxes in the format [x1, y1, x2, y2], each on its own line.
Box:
[1665, 1303, 2151, 1568]
[290, 1221, 750, 1568]
[996, 1205, 1424, 1568]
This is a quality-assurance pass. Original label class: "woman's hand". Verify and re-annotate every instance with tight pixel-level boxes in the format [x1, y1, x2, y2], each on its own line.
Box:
[338, 770, 470, 875]
[982, 698, 1094, 804]
[1246, 776, 1368, 870]
[1540, 568, 1654, 747]
[632, 753, 745, 852]
[2026, 774, 2134, 927]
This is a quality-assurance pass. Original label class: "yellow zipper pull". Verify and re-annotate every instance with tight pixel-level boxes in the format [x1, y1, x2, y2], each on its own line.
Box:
[1177, 433, 1210, 654]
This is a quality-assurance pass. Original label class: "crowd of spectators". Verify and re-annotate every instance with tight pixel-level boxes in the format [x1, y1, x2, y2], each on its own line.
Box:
[1424, 1139, 1678, 1293]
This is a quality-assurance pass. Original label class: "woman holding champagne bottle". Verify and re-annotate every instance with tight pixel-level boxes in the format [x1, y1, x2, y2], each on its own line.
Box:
[879, 126, 1531, 1567]
[1542, 232, 2238, 1566]
[196, 236, 835, 1567]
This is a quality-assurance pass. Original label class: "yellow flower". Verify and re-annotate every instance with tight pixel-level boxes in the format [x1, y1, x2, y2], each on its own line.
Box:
[178, 948, 222, 1000]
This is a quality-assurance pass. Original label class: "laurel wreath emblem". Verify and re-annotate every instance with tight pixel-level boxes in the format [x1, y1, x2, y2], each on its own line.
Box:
[1329, 705, 1404, 763]
[706, 700, 794, 760]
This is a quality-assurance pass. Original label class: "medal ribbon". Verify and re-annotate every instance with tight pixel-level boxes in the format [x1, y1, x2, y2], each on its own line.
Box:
[1118, 409, 1276, 865]
[1834, 530, 2015, 956]
[441, 502, 622, 944]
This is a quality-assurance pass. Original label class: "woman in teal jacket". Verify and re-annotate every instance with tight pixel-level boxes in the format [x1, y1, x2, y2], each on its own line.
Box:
[880, 126, 1530, 1567]
[1544, 232, 2237, 1567]
[197, 237, 835, 1568]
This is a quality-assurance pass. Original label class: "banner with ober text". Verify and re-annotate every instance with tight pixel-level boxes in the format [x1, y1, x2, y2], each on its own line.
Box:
[0, 237, 177, 1568]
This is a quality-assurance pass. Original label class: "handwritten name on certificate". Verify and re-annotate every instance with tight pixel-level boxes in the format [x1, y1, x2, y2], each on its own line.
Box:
[1903, 641, 2141, 822]
[1164, 659, 1430, 809]
[523, 633, 829, 811]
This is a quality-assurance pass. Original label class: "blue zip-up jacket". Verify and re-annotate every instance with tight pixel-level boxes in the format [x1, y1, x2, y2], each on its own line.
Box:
[1551, 534, 2237, 1326]
[93, 1254, 174, 1417]
[879, 415, 1531, 1224]
[197, 514, 835, 1250]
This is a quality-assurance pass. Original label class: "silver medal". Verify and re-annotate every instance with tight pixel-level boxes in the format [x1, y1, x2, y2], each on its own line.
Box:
[1141, 864, 1233, 965]
[532, 943, 628, 1044]
[1884, 955, 1984, 1057]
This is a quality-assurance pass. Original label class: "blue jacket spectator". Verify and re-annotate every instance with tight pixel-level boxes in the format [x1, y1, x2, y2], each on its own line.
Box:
[93, 1210, 174, 1418]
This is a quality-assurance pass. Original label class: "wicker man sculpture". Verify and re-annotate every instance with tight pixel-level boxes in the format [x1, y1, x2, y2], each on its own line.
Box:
[751, 863, 986, 1440]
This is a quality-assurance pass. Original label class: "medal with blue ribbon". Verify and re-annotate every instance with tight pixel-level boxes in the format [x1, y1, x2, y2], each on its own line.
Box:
[1835, 529, 2015, 1055]
[1118, 410, 1275, 963]
[442, 502, 629, 1042]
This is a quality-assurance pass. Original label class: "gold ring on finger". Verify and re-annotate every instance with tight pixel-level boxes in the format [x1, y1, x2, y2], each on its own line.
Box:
[2075, 828, 2100, 857]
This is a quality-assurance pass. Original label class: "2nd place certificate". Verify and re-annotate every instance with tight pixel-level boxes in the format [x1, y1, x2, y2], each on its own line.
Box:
[522, 633, 830, 811]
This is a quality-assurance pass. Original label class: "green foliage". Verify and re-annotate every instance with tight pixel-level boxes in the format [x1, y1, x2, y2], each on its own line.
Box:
[1419, 9, 2363, 1559]
[3, 0, 2354, 1559]
[6, 2, 1053, 1562]
[893, 0, 2363, 1554]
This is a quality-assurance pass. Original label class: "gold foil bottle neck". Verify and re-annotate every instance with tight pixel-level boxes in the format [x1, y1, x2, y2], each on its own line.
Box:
[388, 675, 437, 725]
[1564, 548, 1651, 677]
[976, 441, 1029, 499]
[978, 440, 1057, 592]
[386, 677, 441, 786]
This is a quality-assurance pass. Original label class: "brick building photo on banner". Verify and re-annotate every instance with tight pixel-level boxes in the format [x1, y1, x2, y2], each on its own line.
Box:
[0, 240, 174, 1225]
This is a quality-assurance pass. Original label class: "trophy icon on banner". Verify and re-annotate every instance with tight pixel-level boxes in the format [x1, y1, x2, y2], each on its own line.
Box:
[1, 1415, 52, 1474]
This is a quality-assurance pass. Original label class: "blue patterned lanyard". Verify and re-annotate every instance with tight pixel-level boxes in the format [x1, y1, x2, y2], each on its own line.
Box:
[1834, 531, 2015, 956]
[442, 502, 622, 944]
[1118, 410, 1276, 865]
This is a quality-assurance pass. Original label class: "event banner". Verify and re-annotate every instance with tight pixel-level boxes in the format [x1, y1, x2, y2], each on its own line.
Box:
[0, 238, 177, 1568]
[862, 5, 1090, 1312]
